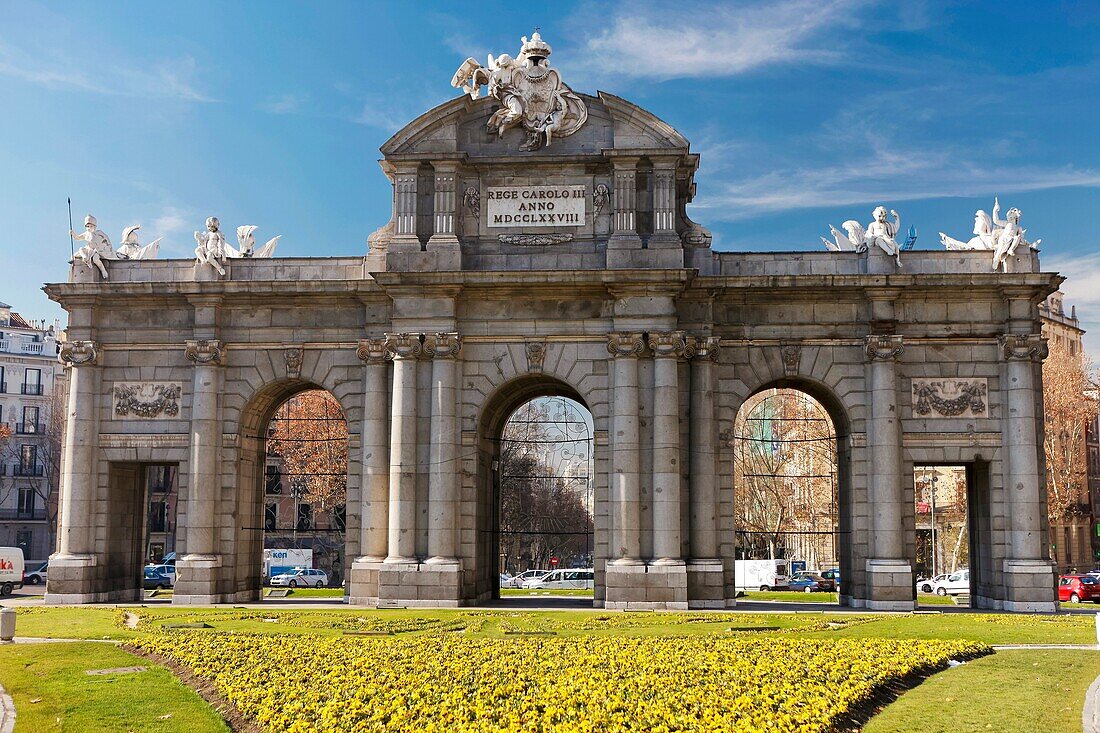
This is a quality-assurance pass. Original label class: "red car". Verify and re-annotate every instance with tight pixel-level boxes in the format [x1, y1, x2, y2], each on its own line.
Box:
[1058, 575, 1100, 603]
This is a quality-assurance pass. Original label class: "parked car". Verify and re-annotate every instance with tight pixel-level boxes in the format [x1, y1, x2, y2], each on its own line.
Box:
[789, 573, 834, 593]
[145, 563, 176, 587]
[0, 547, 25, 596]
[524, 568, 594, 590]
[915, 574, 948, 594]
[1058, 575, 1100, 604]
[270, 567, 329, 588]
[931, 569, 970, 596]
[499, 573, 513, 587]
[506, 570, 548, 589]
[24, 561, 48, 585]
[819, 569, 841, 590]
[143, 566, 172, 590]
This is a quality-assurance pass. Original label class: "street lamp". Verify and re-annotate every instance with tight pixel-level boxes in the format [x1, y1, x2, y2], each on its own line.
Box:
[930, 469, 938, 577]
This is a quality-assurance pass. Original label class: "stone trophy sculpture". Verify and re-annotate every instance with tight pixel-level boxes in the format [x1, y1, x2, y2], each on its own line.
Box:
[451, 30, 588, 151]
[234, 225, 281, 258]
[822, 206, 903, 265]
[939, 197, 1040, 272]
[70, 214, 114, 279]
[116, 225, 162, 260]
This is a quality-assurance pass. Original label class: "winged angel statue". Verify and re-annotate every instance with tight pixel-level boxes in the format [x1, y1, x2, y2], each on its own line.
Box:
[194, 217, 280, 276]
[939, 197, 1040, 272]
[70, 215, 160, 280]
[451, 31, 588, 151]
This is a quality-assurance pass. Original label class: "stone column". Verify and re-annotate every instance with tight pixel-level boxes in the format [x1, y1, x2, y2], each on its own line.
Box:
[863, 333, 912, 609]
[649, 157, 679, 248]
[355, 339, 390, 562]
[1000, 332, 1056, 611]
[391, 162, 420, 252]
[426, 332, 460, 563]
[650, 331, 689, 564]
[607, 332, 645, 564]
[174, 338, 224, 604]
[385, 333, 421, 562]
[183, 340, 223, 558]
[689, 337, 719, 560]
[607, 158, 641, 250]
[55, 341, 99, 561]
[48, 340, 102, 602]
[428, 162, 460, 248]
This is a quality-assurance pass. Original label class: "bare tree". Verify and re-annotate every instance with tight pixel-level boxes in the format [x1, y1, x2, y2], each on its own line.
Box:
[267, 390, 349, 512]
[1043, 344, 1098, 526]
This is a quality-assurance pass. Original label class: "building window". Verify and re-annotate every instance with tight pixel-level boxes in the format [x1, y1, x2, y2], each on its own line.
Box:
[17, 488, 35, 518]
[19, 445, 37, 475]
[265, 502, 278, 531]
[265, 465, 282, 494]
[296, 503, 313, 531]
[20, 406, 39, 434]
[0, 366, 5, 393]
[334, 505, 347, 532]
[22, 368, 42, 395]
[15, 531, 31, 556]
[148, 542, 165, 564]
[149, 501, 168, 533]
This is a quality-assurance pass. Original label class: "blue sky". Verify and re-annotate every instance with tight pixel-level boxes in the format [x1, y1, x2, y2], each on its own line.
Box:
[2, 1, 1099, 358]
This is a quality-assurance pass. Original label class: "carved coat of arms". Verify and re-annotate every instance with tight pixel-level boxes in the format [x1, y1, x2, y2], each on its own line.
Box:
[451, 31, 588, 151]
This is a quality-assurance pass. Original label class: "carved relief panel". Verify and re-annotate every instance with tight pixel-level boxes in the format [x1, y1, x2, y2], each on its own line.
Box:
[113, 382, 183, 419]
[910, 378, 988, 418]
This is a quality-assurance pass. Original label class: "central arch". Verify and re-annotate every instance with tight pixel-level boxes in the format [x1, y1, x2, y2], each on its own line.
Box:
[474, 375, 598, 604]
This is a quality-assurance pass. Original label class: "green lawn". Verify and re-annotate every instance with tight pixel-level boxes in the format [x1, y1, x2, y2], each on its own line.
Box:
[740, 590, 840, 603]
[0, 642, 228, 732]
[865, 649, 1100, 733]
[264, 586, 346, 598]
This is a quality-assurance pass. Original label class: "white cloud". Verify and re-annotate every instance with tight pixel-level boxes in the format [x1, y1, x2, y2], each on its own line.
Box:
[261, 94, 301, 115]
[578, 0, 861, 81]
[149, 206, 194, 257]
[0, 41, 213, 102]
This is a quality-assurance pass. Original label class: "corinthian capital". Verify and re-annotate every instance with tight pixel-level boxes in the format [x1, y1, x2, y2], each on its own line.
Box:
[356, 338, 391, 365]
[384, 333, 423, 360]
[864, 334, 903, 362]
[606, 332, 645, 358]
[59, 340, 98, 366]
[1000, 333, 1047, 362]
[650, 331, 693, 359]
[185, 339, 225, 365]
[426, 332, 461, 359]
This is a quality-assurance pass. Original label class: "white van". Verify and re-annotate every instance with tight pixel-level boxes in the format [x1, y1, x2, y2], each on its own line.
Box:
[0, 547, 25, 596]
[524, 568, 594, 590]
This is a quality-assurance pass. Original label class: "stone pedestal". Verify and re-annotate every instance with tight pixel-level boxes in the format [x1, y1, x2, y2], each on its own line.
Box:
[377, 561, 463, 608]
[173, 554, 222, 605]
[44, 554, 101, 604]
[686, 559, 725, 609]
[862, 559, 915, 610]
[349, 558, 384, 606]
[605, 563, 688, 610]
[1002, 559, 1057, 612]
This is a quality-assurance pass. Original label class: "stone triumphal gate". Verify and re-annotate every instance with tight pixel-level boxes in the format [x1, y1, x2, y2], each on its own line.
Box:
[46, 35, 1059, 611]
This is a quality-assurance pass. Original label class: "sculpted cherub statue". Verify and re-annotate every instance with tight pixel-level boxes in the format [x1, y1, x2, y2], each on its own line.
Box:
[194, 216, 228, 276]
[70, 214, 113, 279]
[865, 206, 902, 266]
[939, 197, 1041, 271]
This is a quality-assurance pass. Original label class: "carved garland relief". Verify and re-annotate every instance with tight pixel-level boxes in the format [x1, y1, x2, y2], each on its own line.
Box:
[911, 379, 989, 418]
[113, 382, 183, 419]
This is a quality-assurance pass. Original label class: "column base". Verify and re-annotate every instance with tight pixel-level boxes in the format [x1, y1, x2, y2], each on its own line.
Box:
[173, 554, 222, 605]
[862, 559, 915, 611]
[1001, 559, 1057, 612]
[377, 560, 464, 608]
[687, 559, 726, 609]
[604, 563, 688, 610]
[427, 234, 460, 249]
[647, 232, 681, 249]
[44, 553, 101, 604]
[348, 557, 385, 606]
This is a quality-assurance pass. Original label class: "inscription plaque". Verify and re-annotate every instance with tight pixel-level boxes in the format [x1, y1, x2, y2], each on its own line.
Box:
[487, 185, 586, 227]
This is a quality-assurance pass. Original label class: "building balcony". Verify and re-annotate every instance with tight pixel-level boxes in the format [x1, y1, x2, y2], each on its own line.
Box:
[11, 464, 44, 477]
[15, 422, 44, 435]
[0, 508, 47, 522]
[20, 384, 43, 396]
[20, 343, 44, 355]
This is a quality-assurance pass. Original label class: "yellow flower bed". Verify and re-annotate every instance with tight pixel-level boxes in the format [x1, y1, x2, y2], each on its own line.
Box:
[134, 631, 987, 733]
